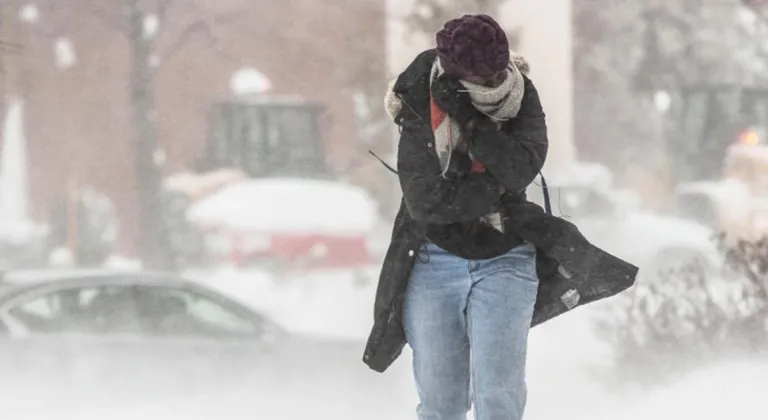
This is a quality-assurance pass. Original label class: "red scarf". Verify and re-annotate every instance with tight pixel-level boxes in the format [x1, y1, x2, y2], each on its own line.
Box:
[429, 96, 486, 173]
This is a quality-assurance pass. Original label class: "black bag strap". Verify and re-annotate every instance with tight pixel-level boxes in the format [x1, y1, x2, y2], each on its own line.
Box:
[540, 173, 552, 215]
[368, 150, 398, 175]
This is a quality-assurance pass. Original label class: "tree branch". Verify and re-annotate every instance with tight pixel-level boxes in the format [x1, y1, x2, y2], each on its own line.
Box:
[80, 0, 130, 34]
[0, 40, 23, 54]
[156, 9, 243, 68]
[157, 19, 214, 65]
[157, 0, 175, 23]
[404, 0, 510, 37]
[406, 0, 453, 35]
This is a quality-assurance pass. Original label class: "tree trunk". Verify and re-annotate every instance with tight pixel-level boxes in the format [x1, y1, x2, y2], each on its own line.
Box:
[128, 0, 173, 270]
[0, 0, 23, 112]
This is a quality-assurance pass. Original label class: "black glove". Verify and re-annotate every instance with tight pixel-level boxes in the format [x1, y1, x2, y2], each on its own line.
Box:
[471, 115, 498, 136]
[468, 116, 498, 146]
[430, 74, 484, 127]
[443, 150, 474, 180]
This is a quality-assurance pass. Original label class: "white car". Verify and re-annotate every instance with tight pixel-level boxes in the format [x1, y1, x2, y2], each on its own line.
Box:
[529, 163, 722, 280]
[0, 269, 413, 419]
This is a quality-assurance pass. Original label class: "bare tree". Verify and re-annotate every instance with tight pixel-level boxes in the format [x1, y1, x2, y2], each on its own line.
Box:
[335, 12, 396, 213]
[0, 1, 24, 114]
[743, 0, 768, 21]
[108, 0, 233, 270]
[573, 0, 768, 182]
[595, 235, 768, 386]
[20, 0, 237, 269]
[127, 0, 169, 270]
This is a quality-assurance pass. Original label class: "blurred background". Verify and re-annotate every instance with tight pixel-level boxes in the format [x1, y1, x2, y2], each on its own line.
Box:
[0, 0, 767, 419]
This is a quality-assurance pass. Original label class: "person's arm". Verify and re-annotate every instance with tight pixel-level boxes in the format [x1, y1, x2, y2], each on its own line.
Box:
[469, 75, 548, 193]
[398, 125, 501, 224]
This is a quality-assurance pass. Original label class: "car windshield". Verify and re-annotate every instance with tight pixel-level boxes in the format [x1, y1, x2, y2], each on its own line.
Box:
[7, 284, 141, 334]
[133, 286, 262, 337]
[2, 280, 264, 338]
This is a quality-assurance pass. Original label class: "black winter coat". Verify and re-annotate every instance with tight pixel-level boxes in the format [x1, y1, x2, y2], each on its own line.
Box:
[362, 50, 638, 373]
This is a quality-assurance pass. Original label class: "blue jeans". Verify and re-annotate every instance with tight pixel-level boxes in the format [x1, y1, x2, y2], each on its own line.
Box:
[403, 242, 539, 420]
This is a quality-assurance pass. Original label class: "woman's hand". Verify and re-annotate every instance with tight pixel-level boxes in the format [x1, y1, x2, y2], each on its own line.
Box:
[431, 74, 484, 126]
[467, 75, 548, 194]
[444, 150, 474, 180]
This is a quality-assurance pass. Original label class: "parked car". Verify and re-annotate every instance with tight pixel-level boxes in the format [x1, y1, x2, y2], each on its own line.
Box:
[529, 163, 722, 280]
[0, 269, 413, 419]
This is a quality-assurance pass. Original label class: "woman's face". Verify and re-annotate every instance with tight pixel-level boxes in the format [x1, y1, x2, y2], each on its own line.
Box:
[463, 70, 507, 88]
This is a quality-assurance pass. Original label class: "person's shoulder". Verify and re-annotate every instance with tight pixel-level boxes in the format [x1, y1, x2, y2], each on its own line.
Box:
[412, 49, 438, 65]
[519, 74, 544, 114]
[393, 49, 438, 93]
[521, 74, 537, 94]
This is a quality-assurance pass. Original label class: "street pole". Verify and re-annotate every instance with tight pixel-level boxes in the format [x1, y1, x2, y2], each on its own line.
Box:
[0, 0, 23, 112]
[128, 0, 173, 271]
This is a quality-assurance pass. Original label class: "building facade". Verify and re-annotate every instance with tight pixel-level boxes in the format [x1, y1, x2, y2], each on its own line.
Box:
[1, 0, 387, 254]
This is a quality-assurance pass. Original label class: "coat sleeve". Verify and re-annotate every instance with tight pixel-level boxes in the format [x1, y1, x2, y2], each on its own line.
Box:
[469, 75, 549, 193]
[397, 125, 501, 225]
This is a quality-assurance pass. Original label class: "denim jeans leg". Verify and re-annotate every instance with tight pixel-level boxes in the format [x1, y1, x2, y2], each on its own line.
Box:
[403, 243, 472, 420]
[466, 242, 539, 420]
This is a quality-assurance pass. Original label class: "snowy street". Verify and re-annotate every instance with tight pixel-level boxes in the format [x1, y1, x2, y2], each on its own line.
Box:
[192, 269, 768, 420]
[2, 271, 765, 420]
[2, 0, 768, 418]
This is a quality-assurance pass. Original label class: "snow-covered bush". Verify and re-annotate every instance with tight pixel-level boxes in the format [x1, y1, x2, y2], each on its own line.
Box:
[594, 235, 768, 386]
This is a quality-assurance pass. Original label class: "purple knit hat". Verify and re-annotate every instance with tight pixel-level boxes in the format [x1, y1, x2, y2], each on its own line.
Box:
[436, 14, 509, 79]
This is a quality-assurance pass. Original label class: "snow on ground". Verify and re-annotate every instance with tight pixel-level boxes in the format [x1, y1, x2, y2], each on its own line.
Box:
[183, 268, 767, 420]
[8, 359, 766, 420]
[608, 361, 768, 420]
[3, 263, 763, 419]
[4, 267, 766, 420]
[6, 301, 765, 420]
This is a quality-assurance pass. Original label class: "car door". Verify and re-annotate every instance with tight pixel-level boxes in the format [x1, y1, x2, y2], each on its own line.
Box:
[0, 283, 148, 394]
[129, 284, 279, 391]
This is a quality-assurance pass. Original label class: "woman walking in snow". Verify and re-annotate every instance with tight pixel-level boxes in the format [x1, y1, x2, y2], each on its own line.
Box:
[363, 14, 637, 420]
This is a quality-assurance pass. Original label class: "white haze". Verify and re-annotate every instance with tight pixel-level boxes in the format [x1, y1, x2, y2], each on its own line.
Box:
[2, 296, 764, 420]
